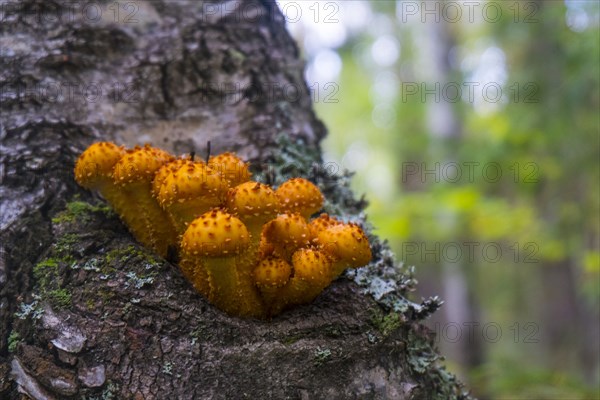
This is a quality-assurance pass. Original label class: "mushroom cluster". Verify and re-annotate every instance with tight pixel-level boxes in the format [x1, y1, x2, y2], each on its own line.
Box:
[74, 142, 372, 318]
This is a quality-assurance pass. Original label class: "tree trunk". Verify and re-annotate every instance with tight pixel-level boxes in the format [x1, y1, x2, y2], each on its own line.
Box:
[1, 1, 469, 398]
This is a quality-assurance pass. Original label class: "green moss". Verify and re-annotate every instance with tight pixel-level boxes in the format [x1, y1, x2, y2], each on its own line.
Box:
[33, 258, 60, 291]
[8, 330, 21, 352]
[370, 309, 402, 336]
[47, 289, 72, 309]
[51, 200, 113, 224]
[34, 258, 72, 309]
[52, 233, 79, 262]
[105, 245, 160, 268]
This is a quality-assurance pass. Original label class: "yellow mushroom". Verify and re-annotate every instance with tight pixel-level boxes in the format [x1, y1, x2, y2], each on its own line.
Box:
[181, 210, 264, 318]
[157, 160, 227, 235]
[75, 143, 373, 319]
[253, 256, 292, 314]
[225, 181, 280, 252]
[271, 248, 333, 315]
[276, 178, 324, 219]
[316, 223, 372, 279]
[74, 142, 125, 209]
[111, 144, 177, 257]
[208, 152, 251, 187]
[263, 213, 312, 263]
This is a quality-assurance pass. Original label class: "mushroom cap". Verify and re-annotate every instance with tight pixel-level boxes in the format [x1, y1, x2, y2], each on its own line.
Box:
[157, 160, 226, 207]
[152, 158, 190, 198]
[113, 144, 174, 185]
[181, 210, 250, 257]
[208, 152, 251, 187]
[225, 181, 280, 222]
[276, 178, 324, 218]
[291, 248, 331, 285]
[308, 213, 342, 239]
[74, 142, 124, 189]
[258, 232, 275, 259]
[253, 257, 292, 288]
[316, 223, 372, 268]
[263, 213, 311, 248]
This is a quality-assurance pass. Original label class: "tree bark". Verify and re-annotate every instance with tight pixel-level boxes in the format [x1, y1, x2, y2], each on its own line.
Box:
[1, 1, 470, 398]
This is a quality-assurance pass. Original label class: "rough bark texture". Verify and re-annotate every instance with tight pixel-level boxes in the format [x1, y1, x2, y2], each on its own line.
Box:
[1, 1, 470, 398]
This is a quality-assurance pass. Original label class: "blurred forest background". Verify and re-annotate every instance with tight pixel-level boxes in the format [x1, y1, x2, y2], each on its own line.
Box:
[277, 0, 600, 398]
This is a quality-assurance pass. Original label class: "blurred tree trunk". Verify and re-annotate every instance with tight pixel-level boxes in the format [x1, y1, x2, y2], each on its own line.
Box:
[527, 0, 599, 383]
[0, 1, 468, 399]
[423, 0, 484, 379]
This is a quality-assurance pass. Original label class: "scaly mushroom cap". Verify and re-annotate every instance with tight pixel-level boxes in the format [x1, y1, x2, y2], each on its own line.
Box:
[263, 213, 311, 249]
[317, 223, 372, 268]
[276, 178, 324, 218]
[74, 142, 124, 189]
[181, 210, 250, 257]
[157, 161, 226, 207]
[152, 158, 189, 198]
[308, 213, 342, 239]
[258, 232, 275, 259]
[253, 257, 292, 289]
[225, 181, 280, 223]
[208, 152, 251, 187]
[113, 144, 174, 185]
[290, 248, 331, 287]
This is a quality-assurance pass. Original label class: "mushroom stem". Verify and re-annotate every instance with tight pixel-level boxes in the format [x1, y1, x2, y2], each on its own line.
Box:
[271, 248, 333, 315]
[233, 227, 265, 317]
[204, 256, 243, 315]
[202, 253, 264, 318]
[253, 257, 292, 315]
[121, 181, 177, 257]
[178, 255, 210, 299]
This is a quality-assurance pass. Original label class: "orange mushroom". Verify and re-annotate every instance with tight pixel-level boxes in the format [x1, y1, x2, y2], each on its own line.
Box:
[208, 152, 251, 187]
[181, 210, 264, 318]
[276, 178, 324, 218]
[156, 160, 227, 235]
[263, 213, 312, 263]
[316, 223, 372, 279]
[253, 256, 292, 313]
[74, 142, 126, 209]
[75, 142, 373, 319]
[111, 144, 177, 257]
[271, 248, 333, 315]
